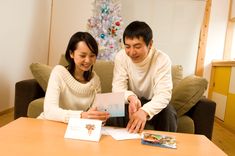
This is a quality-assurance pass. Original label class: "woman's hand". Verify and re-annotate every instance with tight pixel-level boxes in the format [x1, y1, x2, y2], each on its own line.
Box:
[81, 107, 110, 123]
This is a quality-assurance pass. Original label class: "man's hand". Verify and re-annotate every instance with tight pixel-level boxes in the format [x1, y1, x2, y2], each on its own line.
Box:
[128, 95, 141, 119]
[126, 109, 148, 133]
[81, 107, 110, 123]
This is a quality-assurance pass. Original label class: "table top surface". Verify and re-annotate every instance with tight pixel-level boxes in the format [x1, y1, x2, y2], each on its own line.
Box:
[0, 117, 227, 156]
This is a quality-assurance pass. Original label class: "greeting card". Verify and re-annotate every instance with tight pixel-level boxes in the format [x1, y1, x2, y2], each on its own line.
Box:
[64, 118, 102, 142]
[93, 92, 125, 117]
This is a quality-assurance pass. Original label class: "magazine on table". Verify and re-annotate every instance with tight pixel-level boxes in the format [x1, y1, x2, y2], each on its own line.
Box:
[141, 132, 177, 149]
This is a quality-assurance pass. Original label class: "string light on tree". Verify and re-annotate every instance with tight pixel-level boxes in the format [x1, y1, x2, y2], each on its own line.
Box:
[87, 0, 123, 60]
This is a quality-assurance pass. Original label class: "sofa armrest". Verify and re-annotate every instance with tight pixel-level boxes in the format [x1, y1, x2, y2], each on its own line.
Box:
[186, 97, 216, 140]
[14, 79, 45, 119]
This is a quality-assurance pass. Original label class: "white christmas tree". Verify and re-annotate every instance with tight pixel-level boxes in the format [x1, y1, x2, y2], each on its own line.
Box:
[87, 0, 123, 60]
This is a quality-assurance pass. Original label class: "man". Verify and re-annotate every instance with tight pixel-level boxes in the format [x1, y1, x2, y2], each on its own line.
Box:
[112, 21, 177, 133]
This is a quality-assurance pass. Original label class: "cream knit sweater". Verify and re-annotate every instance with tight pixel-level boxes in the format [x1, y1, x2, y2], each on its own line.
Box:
[112, 48, 172, 119]
[38, 65, 101, 123]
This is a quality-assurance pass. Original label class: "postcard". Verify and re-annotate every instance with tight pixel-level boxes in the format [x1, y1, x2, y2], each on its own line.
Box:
[93, 92, 125, 117]
[64, 118, 102, 142]
[102, 127, 141, 140]
[141, 132, 177, 149]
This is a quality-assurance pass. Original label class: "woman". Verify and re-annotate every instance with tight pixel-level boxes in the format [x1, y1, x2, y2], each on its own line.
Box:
[38, 32, 109, 123]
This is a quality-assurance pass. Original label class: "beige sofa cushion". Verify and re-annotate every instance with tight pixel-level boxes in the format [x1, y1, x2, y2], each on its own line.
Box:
[30, 63, 52, 92]
[27, 97, 44, 118]
[170, 75, 208, 117]
[30, 55, 68, 92]
[93, 61, 114, 93]
[177, 115, 195, 133]
[171, 65, 183, 88]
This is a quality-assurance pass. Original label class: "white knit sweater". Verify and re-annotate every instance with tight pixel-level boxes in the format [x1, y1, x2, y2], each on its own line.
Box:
[112, 48, 172, 119]
[38, 65, 101, 123]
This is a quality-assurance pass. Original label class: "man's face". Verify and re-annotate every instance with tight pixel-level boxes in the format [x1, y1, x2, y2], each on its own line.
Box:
[124, 37, 152, 63]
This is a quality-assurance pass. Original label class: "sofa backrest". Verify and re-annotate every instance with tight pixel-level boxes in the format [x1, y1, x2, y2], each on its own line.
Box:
[93, 61, 183, 93]
[93, 61, 114, 93]
[58, 54, 183, 93]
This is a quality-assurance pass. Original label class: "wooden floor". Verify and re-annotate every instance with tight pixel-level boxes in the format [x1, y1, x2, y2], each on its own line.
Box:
[0, 109, 14, 127]
[0, 110, 234, 155]
[212, 118, 235, 156]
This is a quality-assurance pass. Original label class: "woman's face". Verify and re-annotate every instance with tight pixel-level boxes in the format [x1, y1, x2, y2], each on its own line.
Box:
[70, 41, 96, 73]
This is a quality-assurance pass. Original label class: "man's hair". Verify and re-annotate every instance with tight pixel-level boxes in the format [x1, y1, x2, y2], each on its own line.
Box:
[123, 21, 153, 46]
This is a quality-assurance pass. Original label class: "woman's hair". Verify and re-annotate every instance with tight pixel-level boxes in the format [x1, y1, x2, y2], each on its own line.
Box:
[65, 32, 98, 81]
[123, 21, 153, 46]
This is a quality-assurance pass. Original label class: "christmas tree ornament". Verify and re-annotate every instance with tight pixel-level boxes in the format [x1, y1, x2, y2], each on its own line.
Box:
[87, 0, 123, 60]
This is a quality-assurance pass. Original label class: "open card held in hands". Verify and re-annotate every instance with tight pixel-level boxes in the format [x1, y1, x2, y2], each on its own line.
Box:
[93, 92, 125, 117]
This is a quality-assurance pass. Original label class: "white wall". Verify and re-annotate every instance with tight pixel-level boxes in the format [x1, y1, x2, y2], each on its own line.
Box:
[49, 0, 205, 77]
[49, 0, 93, 66]
[121, 0, 205, 76]
[204, 0, 230, 96]
[0, 0, 51, 112]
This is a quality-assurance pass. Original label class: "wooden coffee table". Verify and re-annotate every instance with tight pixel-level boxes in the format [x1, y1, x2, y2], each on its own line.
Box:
[0, 117, 227, 156]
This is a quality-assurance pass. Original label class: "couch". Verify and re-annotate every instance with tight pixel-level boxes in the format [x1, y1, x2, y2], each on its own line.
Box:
[14, 55, 216, 140]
